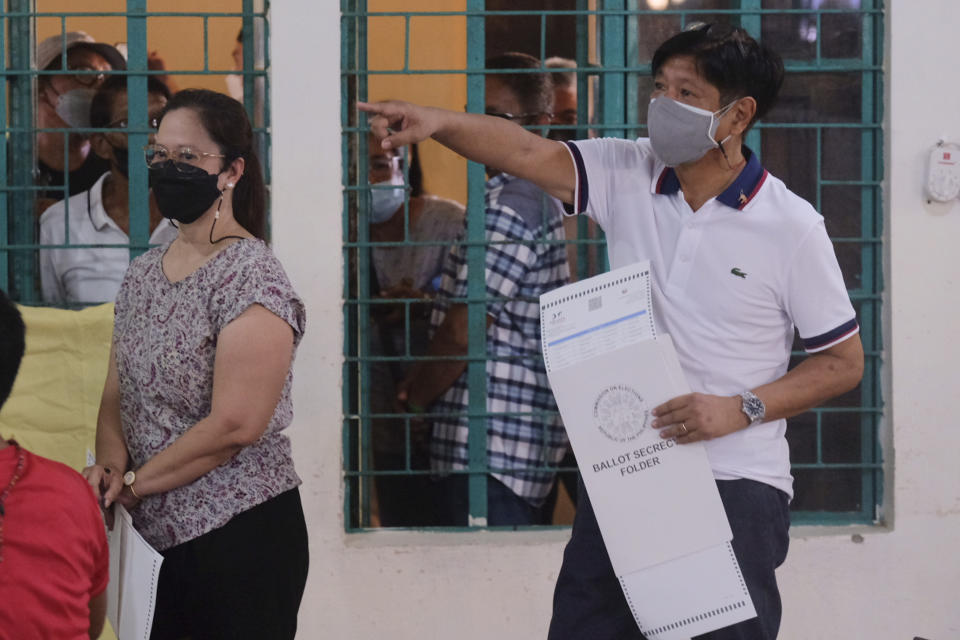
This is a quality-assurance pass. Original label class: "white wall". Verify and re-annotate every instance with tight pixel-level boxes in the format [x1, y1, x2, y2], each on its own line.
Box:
[271, 2, 960, 638]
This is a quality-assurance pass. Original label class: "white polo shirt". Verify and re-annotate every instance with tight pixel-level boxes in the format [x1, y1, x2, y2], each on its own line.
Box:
[563, 137, 859, 497]
[39, 172, 178, 304]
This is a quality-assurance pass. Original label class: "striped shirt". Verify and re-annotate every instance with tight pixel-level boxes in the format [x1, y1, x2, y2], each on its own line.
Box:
[428, 173, 570, 506]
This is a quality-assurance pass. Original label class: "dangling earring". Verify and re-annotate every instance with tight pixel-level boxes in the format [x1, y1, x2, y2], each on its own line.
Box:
[209, 188, 246, 245]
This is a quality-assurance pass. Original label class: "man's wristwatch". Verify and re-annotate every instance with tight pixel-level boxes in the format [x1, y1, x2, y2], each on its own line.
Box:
[739, 390, 766, 426]
[123, 470, 141, 499]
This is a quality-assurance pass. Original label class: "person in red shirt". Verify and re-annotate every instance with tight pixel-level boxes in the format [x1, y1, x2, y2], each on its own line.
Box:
[0, 288, 109, 639]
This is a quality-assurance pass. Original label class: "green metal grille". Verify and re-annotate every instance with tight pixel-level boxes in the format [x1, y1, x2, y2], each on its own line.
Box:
[342, 0, 884, 531]
[0, 1, 270, 308]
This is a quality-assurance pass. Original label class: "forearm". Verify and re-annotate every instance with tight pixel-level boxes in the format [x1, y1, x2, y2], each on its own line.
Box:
[361, 100, 575, 202]
[653, 336, 864, 442]
[128, 415, 250, 497]
[405, 359, 469, 410]
[404, 324, 469, 409]
[754, 336, 864, 422]
[95, 421, 128, 471]
[432, 109, 564, 189]
[95, 349, 129, 471]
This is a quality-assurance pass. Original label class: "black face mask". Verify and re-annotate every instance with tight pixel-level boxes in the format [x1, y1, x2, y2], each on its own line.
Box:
[111, 145, 129, 179]
[148, 160, 223, 224]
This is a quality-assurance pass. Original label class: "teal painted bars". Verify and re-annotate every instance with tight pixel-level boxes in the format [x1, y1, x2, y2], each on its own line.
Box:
[0, 2, 270, 307]
[342, 1, 885, 531]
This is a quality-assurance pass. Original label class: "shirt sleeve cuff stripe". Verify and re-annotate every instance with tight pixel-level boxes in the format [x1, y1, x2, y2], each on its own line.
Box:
[563, 141, 588, 215]
[802, 318, 860, 353]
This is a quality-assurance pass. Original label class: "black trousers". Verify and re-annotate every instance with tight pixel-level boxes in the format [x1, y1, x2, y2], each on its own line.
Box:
[150, 488, 309, 640]
[549, 478, 790, 640]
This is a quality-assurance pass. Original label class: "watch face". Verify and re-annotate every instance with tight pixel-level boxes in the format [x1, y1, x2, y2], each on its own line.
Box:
[741, 392, 765, 422]
[123, 470, 136, 486]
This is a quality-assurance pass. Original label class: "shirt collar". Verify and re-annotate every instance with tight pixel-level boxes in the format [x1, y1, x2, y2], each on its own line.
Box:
[86, 172, 113, 230]
[651, 145, 768, 211]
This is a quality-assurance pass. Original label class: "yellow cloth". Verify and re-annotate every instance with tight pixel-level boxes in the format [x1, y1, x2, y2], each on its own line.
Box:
[0, 303, 118, 640]
[0, 303, 113, 469]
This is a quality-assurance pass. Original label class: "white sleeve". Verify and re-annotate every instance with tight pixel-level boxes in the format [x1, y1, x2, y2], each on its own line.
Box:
[783, 218, 859, 352]
[562, 137, 655, 231]
[561, 138, 617, 229]
[38, 211, 65, 304]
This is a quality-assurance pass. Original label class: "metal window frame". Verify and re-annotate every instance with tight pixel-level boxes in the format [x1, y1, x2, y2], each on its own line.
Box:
[1, 0, 271, 307]
[341, 0, 884, 532]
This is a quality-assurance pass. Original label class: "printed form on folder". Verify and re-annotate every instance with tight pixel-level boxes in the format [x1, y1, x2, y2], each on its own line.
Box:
[540, 261, 757, 640]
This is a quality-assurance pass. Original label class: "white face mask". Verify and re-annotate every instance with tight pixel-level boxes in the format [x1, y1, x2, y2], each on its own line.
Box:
[50, 87, 97, 128]
[370, 173, 405, 224]
[647, 96, 737, 167]
[225, 74, 244, 102]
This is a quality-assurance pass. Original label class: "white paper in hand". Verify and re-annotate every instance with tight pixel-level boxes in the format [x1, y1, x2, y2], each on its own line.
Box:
[106, 505, 163, 640]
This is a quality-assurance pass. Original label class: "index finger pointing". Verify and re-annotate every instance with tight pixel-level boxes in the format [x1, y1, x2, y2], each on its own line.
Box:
[357, 101, 383, 115]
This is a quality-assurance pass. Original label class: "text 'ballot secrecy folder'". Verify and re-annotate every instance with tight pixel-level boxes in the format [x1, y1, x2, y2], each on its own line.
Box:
[540, 261, 756, 639]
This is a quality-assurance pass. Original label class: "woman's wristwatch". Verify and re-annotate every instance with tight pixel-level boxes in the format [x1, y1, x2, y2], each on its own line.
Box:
[123, 469, 141, 499]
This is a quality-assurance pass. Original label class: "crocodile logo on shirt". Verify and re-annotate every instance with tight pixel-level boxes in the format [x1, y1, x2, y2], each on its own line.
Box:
[731, 267, 747, 279]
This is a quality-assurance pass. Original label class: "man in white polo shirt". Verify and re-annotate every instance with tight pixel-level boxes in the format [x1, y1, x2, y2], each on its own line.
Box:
[39, 74, 175, 305]
[361, 22, 863, 640]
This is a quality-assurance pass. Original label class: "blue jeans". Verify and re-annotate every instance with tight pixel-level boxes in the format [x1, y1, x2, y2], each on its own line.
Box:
[433, 474, 544, 526]
[548, 477, 790, 640]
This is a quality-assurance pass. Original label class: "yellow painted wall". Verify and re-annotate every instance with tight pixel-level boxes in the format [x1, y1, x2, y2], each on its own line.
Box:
[367, 0, 467, 204]
[36, 0, 244, 95]
[37, 0, 468, 202]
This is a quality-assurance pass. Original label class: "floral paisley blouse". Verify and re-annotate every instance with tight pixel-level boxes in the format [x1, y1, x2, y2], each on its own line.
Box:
[113, 238, 305, 550]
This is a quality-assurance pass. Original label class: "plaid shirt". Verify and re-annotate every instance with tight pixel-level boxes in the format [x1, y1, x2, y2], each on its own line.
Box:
[428, 174, 570, 506]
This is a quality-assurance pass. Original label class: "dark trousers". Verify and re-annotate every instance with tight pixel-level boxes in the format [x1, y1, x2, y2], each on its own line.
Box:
[540, 448, 580, 524]
[433, 474, 543, 526]
[549, 478, 790, 640]
[373, 450, 438, 527]
[150, 488, 309, 640]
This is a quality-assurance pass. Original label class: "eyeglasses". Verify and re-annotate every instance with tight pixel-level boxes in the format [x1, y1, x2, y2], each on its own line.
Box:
[485, 110, 550, 123]
[143, 143, 225, 170]
[108, 116, 162, 130]
[66, 65, 106, 87]
[369, 153, 402, 173]
[552, 109, 579, 126]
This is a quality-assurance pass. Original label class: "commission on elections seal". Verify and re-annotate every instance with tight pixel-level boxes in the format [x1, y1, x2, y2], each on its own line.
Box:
[593, 384, 649, 442]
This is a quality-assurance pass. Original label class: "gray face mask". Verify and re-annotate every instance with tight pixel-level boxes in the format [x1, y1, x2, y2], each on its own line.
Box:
[647, 96, 736, 167]
[49, 87, 97, 128]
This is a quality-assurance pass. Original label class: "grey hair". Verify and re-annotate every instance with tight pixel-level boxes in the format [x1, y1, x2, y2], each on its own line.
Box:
[545, 56, 577, 89]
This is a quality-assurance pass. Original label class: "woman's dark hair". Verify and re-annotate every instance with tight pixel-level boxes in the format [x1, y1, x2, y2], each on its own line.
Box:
[158, 88, 267, 239]
[90, 74, 172, 129]
[0, 288, 26, 409]
[651, 23, 784, 129]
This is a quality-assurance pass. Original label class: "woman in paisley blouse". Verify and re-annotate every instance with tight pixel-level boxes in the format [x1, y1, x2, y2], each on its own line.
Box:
[82, 89, 308, 639]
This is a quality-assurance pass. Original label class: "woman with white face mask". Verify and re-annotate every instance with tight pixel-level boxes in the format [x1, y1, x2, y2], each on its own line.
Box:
[364, 137, 465, 527]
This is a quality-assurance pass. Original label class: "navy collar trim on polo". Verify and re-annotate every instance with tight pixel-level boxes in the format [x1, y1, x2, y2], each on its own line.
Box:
[653, 146, 768, 211]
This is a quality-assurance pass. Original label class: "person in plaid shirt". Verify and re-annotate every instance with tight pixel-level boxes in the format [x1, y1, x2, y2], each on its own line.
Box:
[395, 53, 570, 526]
